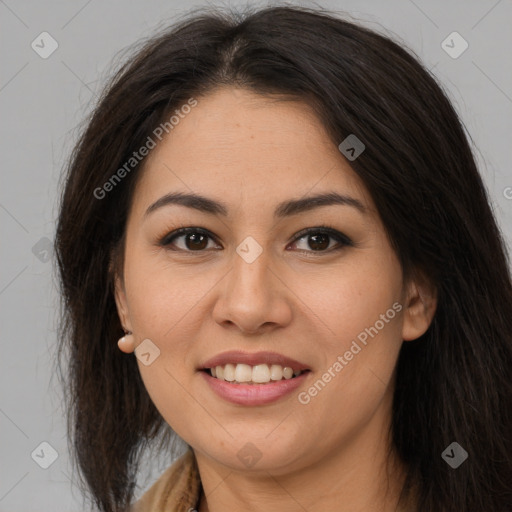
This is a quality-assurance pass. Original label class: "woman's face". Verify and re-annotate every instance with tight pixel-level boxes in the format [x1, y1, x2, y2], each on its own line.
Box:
[115, 87, 431, 475]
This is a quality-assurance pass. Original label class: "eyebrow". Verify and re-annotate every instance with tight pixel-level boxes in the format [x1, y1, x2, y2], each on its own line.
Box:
[144, 191, 366, 219]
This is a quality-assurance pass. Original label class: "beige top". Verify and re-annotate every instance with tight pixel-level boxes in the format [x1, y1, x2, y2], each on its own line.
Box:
[131, 448, 202, 512]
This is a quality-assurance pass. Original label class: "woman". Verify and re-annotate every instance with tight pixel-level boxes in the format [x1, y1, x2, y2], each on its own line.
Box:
[54, 5, 512, 512]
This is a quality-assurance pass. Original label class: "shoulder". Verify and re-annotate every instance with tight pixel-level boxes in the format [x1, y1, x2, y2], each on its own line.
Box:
[130, 448, 200, 512]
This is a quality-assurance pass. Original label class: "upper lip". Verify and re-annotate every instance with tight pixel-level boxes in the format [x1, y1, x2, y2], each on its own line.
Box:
[199, 350, 311, 372]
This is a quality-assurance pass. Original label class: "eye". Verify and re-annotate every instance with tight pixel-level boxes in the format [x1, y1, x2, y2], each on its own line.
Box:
[288, 226, 353, 254]
[159, 227, 220, 252]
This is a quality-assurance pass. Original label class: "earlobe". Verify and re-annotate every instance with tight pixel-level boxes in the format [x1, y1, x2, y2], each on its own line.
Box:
[401, 275, 438, 342]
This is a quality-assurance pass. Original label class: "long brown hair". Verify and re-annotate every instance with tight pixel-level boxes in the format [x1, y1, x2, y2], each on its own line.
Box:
[54, 5, 512, 511]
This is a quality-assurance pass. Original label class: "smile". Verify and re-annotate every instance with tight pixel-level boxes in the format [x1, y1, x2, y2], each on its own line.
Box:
[204, 363, 306, 384]
[198, 350, 312, 405]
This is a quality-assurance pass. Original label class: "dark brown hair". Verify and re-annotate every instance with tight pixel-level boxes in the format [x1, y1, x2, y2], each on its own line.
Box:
[54, 4, 512, 511]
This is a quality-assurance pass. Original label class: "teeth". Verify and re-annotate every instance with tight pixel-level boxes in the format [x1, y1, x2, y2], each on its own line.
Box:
[252, 364, 270, 383]
[283, 367, 294, 379]
[224, 363, 236, 382]
[235, 364, 252, 382]
[209, 363, 303, 384]
[270, 364, 283, 381]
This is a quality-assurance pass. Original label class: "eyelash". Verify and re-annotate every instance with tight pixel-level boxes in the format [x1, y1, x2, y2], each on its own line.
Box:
[157, 225, 353, 256]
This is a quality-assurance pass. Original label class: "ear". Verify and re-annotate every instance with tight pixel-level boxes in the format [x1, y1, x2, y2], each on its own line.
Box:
[113, 271, 133, 335]
[401, 271, 437, 341]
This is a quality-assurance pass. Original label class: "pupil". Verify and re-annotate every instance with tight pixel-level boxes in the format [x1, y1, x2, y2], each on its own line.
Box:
[309, 233, 329, 250]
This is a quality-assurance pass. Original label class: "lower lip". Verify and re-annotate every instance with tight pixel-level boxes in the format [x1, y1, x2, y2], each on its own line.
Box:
[200, 370, 311, 406]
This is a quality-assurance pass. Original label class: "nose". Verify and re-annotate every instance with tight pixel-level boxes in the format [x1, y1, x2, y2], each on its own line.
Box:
[212, 244, 293, 335]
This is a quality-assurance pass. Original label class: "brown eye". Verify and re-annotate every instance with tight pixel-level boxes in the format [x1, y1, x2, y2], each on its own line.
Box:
[183, 232, 209, 250]
[160, 228, 220, 251]
[306, 232, 330, 251]
[289, 227, 353, 254]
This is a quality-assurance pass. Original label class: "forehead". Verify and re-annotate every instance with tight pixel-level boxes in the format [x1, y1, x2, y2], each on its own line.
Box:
[132, 87, 373, 216]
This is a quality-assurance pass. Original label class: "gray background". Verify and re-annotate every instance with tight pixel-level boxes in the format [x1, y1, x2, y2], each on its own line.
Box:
[1, 0, 511, 510]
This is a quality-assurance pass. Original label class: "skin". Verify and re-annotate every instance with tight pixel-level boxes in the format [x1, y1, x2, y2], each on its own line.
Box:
[114, 87, 437, 512]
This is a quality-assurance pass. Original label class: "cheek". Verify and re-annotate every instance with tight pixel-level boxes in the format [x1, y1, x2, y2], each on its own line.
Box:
[291, 250, 402, 346]
[297, 309, 403, 447]
[123, 253, 201, 429]
[293, 248, 404, 404]
[121, 250, 206, 409]
[123, 244, 211, 339]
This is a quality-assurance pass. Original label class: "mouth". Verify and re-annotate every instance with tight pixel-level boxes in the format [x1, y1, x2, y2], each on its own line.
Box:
[198, 350, 312, 386]
[199, 361, 312, 406]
